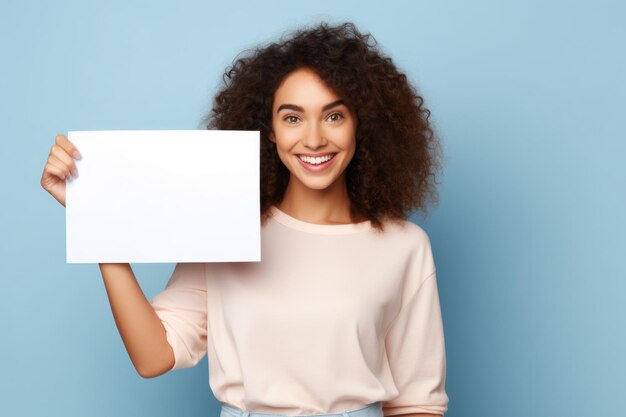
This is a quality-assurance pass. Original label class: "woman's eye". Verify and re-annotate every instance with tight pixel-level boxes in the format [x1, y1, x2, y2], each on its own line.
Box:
[284, 115, 300, 124]
[327, 112, 344, 122]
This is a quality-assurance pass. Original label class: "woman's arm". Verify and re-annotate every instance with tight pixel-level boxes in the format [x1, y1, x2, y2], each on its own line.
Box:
[99, 263, 175, 378]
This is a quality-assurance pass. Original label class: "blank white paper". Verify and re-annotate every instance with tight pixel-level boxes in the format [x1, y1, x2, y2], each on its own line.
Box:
[66, 130, 260, 264]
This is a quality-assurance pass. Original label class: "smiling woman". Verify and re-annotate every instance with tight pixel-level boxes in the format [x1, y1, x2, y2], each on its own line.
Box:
[39, 20, 449, 417]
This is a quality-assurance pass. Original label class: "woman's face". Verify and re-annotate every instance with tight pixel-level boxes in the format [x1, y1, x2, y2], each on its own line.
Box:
[269, 67, 357, 192]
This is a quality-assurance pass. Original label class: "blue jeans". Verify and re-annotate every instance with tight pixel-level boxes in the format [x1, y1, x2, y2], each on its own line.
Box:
[220, 402, 383, 417]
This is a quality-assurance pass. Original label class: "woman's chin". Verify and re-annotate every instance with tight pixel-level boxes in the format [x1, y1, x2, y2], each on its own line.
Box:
[289, 173, 338, 192]
[299, 178, 334, 191]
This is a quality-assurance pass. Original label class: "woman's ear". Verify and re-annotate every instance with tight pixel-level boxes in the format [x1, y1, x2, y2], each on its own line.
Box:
[268, 130, 276, 143]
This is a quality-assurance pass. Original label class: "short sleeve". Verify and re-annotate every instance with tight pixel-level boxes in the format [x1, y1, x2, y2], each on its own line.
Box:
[150, 262, 208, 371]
[382, 270, 449, 416]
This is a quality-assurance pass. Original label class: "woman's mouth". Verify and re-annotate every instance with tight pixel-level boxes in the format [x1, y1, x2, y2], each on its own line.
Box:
[295, 153, 337, 172]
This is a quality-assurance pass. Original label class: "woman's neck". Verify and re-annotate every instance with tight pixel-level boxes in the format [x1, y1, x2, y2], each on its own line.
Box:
[277, 175, 359, 225]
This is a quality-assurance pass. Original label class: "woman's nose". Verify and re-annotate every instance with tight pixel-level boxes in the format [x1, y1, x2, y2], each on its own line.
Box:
[302, 123, 328, 149]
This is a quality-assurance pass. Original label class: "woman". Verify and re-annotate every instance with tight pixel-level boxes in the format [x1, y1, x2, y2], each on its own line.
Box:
[40, 22, 449, 417]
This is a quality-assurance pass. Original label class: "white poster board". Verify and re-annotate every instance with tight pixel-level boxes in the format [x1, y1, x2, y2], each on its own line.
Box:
[66, 130, 260, 264]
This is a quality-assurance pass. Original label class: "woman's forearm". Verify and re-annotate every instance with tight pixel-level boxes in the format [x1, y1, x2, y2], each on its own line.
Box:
[99, 263, 175, 378]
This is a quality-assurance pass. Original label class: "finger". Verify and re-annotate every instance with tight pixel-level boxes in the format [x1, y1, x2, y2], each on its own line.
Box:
[44, 161, 67, 180]
[51, 144, 78, 177]
[48, 154, 72, 180]
[55, 134, 82, 160]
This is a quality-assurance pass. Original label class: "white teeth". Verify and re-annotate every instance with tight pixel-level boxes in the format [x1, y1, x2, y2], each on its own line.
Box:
[298, 154, 335, 165]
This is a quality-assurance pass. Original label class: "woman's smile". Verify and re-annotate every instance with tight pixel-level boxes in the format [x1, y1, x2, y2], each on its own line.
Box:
[295, 152, 337, 171]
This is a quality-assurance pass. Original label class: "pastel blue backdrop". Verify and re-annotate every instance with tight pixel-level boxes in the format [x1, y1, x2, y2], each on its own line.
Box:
[1, 1, 624, 416]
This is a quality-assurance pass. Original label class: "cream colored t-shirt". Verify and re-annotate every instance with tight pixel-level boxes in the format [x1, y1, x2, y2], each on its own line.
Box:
[150, 205, 449, 416]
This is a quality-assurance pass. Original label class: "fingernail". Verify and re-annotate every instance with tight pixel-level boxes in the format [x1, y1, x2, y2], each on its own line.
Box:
[73, 150, 82, 159]
[72, 169, 79, 178]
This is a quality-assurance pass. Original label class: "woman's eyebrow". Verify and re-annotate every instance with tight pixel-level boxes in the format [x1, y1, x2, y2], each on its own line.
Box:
[277, 99, 345, 113]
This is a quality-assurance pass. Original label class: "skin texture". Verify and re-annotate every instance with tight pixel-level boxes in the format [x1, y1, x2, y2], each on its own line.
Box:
[268, 67, 363, 225]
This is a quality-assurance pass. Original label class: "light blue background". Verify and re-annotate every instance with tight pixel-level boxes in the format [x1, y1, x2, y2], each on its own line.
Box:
[1, 1, 624, 416]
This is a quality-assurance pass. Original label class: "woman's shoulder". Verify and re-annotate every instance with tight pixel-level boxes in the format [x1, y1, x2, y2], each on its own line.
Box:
[380, 217, 430, 241]
[373, 217, 433, 255]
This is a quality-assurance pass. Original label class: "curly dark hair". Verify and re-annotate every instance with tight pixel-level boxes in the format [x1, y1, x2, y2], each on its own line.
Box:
[201, 21, 443, 232]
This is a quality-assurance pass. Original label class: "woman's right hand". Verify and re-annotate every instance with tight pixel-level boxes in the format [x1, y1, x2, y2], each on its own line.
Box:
[40, 134, 82, 208]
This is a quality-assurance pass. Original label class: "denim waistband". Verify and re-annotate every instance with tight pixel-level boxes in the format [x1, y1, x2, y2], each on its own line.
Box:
[220, 401, 383, 417]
